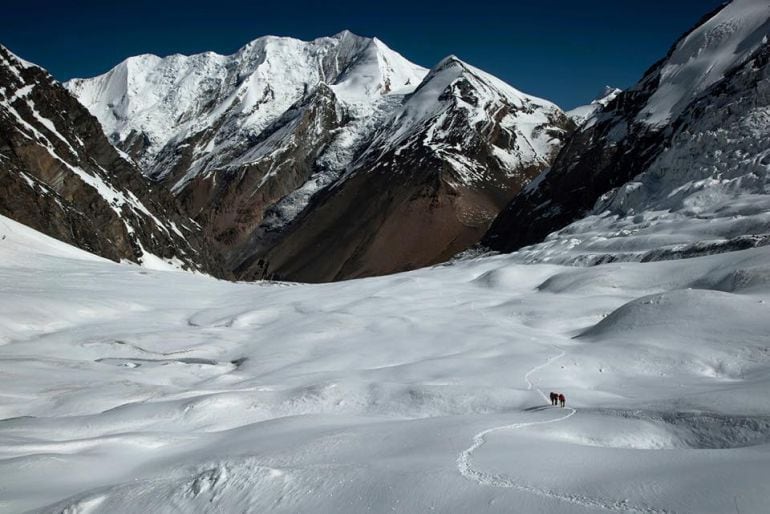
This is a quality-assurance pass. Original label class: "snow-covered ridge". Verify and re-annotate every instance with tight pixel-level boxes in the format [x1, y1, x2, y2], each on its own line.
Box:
[637, 0, 770, 126]
[65, 31, 428, 182]
[566, 86, 621, 127]
[350, 55, 568, 185]
[0, 44, 38, 74]
[517, 39, 770, 268]
[484, 0, 770, 262]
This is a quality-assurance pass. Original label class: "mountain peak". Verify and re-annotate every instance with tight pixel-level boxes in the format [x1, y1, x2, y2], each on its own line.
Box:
[331, 29, 361, 40]
[434, 54, 465, 70]
[418, 53, 549, 110]
[595, 85, 621, 101]
[64, 31, 427, 175]
[566, 85, 622, 126]
[0, 44, 38, 72]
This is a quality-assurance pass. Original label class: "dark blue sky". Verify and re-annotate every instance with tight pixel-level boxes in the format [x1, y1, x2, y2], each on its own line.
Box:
[2, 0, 724, 109]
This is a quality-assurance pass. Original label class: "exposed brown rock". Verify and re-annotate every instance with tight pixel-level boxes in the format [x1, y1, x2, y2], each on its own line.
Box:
[0, 45, 226, 276]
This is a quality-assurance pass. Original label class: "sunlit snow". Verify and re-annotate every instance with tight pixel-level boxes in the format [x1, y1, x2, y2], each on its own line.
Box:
[2, 214, 769, 513]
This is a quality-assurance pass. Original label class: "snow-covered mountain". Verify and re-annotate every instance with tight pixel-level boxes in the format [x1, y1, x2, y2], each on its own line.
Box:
[65, 33, 430, 249]
[352, 56, 568, 186]
[66, 33, 571, 281]
[565, 86, 621, 126]
[7, 3, 770, 511]
[66, 31, 427, 184]
[237, 56, 571, 281]
[484, 0, 770, 264]
[0, 45, 224, 274]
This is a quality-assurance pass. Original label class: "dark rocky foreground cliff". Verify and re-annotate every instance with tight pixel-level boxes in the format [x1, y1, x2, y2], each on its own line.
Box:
[0, 46, 226, 276]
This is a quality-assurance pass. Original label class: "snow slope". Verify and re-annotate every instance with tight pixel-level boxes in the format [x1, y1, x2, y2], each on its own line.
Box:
[637, 0, 770, 126]
[2, 214, 770, 513]
[566, 86, 621, 127]
[352, 55, 568, 186]
[485, 0, 770, 264]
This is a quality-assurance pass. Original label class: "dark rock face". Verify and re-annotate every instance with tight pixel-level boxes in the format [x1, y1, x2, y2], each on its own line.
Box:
[0, 46, 225, 276]
[177, 83, 347, 256]
[482, 3, 744, 254]
[235, 154, 502, 282]
[481, 92, 667, 253]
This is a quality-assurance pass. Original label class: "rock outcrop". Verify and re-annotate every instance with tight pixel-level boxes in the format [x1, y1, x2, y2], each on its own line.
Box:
[0, 46, 225, 275]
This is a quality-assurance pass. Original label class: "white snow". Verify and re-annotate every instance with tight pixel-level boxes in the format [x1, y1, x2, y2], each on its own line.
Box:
[515, 1, 770, 269]
[64, 32, 428, 187]
[132, 251, 190, 272]
[566, 86, 621, 127]
[351, 56, 566, 186]
[0, 216, 106, 266]
[637, 0, 770, 126]
[2, 214, 769, 513]
[329, 37, 427, 104]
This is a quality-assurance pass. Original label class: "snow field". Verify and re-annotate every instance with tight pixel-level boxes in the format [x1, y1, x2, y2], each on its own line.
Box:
[1, 215, 770, 513]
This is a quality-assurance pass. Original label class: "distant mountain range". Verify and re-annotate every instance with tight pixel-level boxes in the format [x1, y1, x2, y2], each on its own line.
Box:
[2, 0, 769, 281]
[63, 31, 571, 281]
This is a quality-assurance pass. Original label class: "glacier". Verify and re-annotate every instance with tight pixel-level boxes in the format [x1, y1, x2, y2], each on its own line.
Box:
[2, 213, 769, 513]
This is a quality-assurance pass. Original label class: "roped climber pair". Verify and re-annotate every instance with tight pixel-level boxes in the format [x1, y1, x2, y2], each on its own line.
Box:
[548, 391, 566, 407]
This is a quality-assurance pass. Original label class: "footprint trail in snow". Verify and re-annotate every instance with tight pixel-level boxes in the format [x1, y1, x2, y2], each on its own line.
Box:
[456, 351, 671, 514]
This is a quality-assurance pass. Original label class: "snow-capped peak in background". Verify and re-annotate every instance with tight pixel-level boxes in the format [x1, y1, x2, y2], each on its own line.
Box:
[65, 31, 427, 178]
[566, 85, 621, 126]
[355, 53, 567, 181]
[329, 35, 427, 103]
[64, 33, 571, 282]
